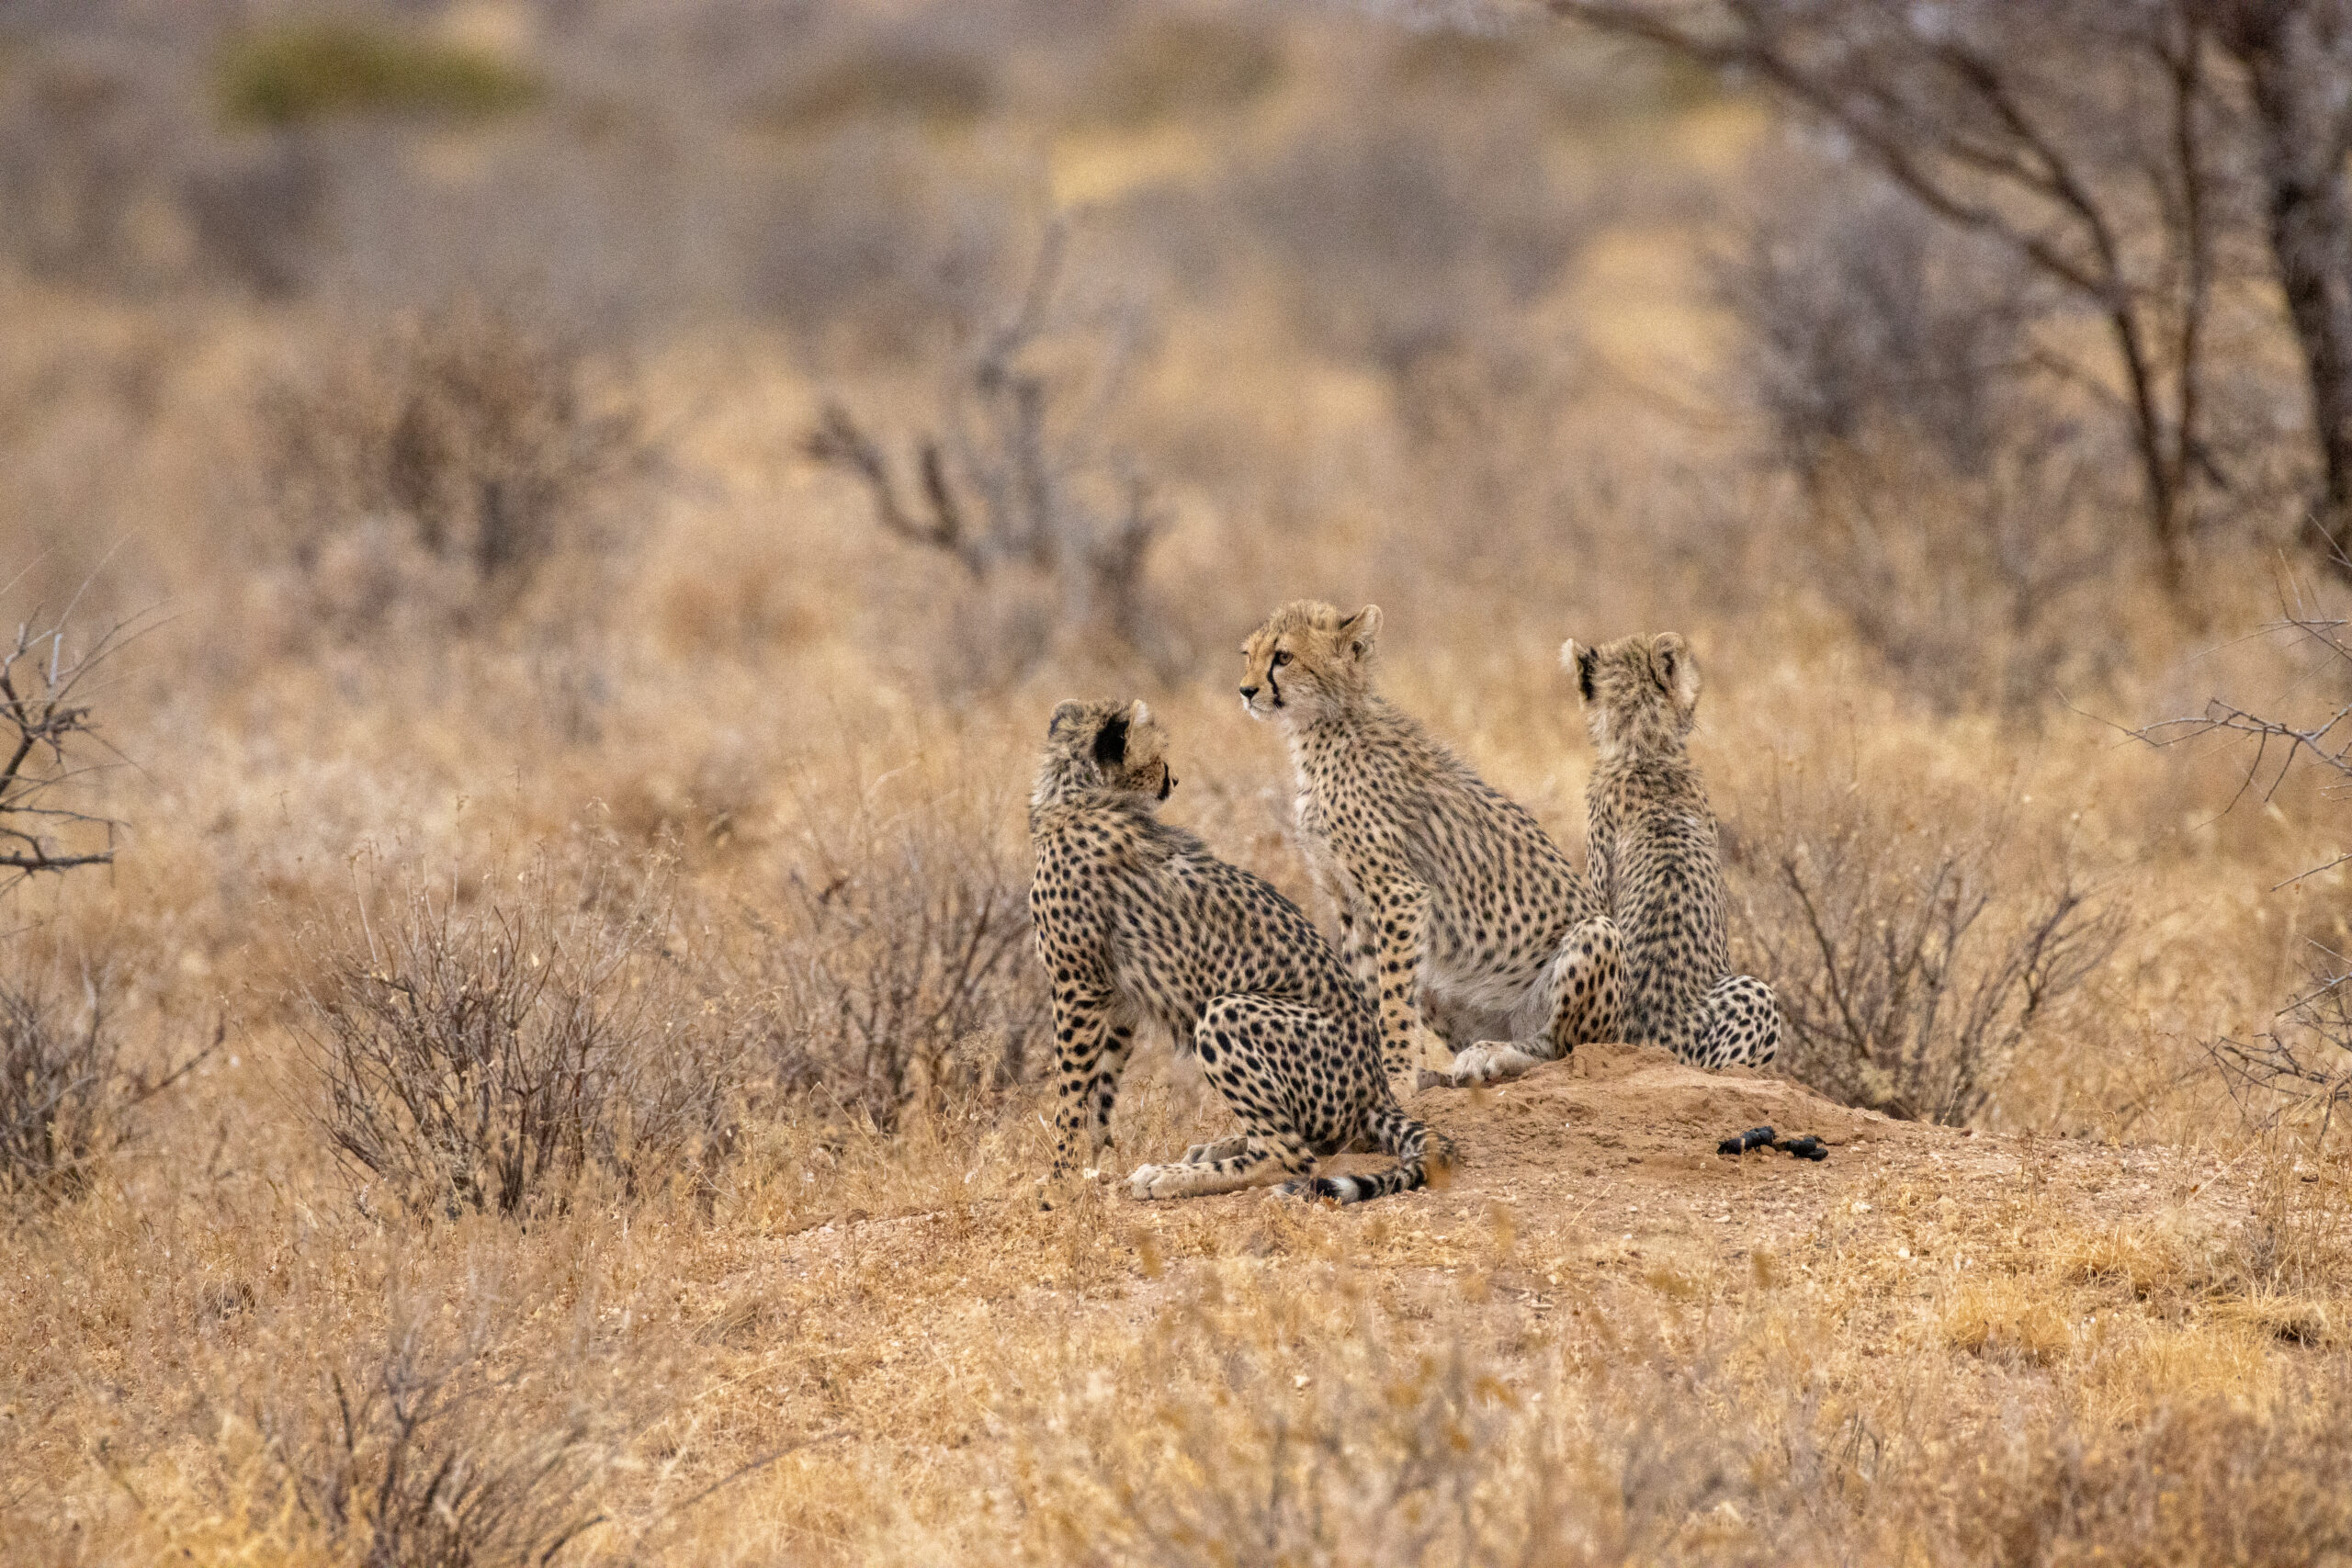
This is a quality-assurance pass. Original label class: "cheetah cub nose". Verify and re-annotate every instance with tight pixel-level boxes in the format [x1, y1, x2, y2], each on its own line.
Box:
[1239, 685, 1259, 699]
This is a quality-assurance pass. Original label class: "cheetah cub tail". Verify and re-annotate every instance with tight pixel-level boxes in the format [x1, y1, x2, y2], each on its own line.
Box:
[1289, 1105, 1456, 1205]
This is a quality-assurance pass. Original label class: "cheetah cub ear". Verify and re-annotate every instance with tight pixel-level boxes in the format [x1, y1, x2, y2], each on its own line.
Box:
[1562, 639, 1599, 704]
[1047, 699, 1091, 739]
[1650, 632, 1702, 716]
[1337, 604, 1383, 660]
[1092, 710, 1133, 767]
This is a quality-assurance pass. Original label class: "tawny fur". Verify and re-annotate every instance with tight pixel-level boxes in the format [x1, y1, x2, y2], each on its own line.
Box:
[1567, 633, 1779, 1070]
[1238, 601, 1623, 1090]
[1027, 697, 1449, 1204]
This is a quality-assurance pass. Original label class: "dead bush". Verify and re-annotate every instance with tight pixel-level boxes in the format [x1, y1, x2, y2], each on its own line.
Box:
[1796, 433, 2132, 716]
[751, 42, 993, 139]
[0, 950, 209, 1202]
[1722, 167, 2139, 714]
[1724, 171, 2034, 482]
[256, 305, 649, 638]
[0, 41, 187, 290]
[805, 225, 1170, 683]
[1732, 777, 2122, 1124]
[1060, 14, 1284, 130]
[181, 136, 327, 299]
[253, 1318, 616, 1568]
[1020, 1282, 1837, 1568]
[294, 860, 739, 1218]
[1923, 1379, 2352, 1565]
[738, 791, 1046, 1132]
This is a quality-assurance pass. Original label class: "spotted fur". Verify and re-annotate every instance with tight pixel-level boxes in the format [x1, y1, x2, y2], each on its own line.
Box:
[1239, 602, 1623, 1091]
[1028, 698, 1450, 1204]
[1567, 633, 1780, 1069]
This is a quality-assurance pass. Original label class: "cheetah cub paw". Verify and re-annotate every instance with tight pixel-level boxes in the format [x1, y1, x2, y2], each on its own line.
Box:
[1127, 1162, 1194, 1201]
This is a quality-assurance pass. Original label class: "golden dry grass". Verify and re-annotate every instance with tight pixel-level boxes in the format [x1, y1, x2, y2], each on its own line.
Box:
[5, 4, 2352, 1563]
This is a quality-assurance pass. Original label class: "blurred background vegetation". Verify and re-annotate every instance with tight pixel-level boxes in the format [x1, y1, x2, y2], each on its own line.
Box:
[8, 1, 2352, 1562]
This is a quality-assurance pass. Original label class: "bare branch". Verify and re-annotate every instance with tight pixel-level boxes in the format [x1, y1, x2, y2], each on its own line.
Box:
[0, 604, 139, 888]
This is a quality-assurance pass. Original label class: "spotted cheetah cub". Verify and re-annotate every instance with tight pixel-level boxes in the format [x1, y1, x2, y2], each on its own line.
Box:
[1567, 633, 1780, 1069]
[1239, 601, 1623, 1090]
[1028, 698, 1448, 1204]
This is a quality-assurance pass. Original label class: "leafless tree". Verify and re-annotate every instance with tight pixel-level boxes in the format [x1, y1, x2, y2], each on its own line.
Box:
[2204, 1, 2352, 569]
[804, 225, 1167, 671]
[0, 612, 133, 885]
[1559, 0, 2352, 584]
[1555, 0, 2233, 593]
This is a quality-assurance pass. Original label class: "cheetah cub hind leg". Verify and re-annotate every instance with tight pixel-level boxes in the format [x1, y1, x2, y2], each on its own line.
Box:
[1694, 975, 1780, 1070]
[1281, 1105, 1451, 1204]
[1128, 995, 1328, 1201]
[1129, 1132, 1313, 1200]
[1543, 913, 1623, 1055]
[1419, 914, 1623, 1089]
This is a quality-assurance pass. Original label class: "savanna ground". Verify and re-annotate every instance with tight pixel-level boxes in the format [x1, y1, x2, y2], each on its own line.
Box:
[6, 1, 2352, 1562]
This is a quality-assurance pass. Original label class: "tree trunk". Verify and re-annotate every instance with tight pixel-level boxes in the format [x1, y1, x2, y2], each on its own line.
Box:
[2221, 0, 2352, 572]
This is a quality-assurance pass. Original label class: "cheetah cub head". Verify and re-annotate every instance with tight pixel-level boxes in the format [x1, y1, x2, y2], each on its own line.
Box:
[1238, 601, 1382, 725]
[1035, 698, 1179, 811]
[1564, 632, 1701, 761]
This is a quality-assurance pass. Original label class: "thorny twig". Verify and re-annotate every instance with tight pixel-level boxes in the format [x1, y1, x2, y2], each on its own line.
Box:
[0, 609, 141, 884]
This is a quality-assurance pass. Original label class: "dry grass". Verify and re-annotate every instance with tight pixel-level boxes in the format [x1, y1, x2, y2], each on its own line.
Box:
[0, 2, 2346, 1564]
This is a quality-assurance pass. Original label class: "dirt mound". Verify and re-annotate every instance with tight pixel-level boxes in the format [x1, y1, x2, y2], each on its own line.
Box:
[1403, 1042, 1906, 1185]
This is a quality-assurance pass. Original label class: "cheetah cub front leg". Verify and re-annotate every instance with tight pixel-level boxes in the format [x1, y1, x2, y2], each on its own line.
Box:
[1420, 913, 1623, 1089]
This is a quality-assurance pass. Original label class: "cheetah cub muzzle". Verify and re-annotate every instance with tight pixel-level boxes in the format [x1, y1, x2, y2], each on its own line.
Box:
[1566, 632, 1780, 1070]
[1027, 698, 1451, 1205]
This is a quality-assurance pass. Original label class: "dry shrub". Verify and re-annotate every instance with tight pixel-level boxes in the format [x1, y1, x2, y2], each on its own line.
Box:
[1724, 166, 2143, 714]
[1018, 1280, 1833, 1568]
[1061, 14, 1284, 130]
[181, 137, 327, 299]
[245, 1314, 620, 1567]
[1724, 173, 2031, 481]
[256, 304, 648, 639]
[1925, 1380, 2352, 1566]
[1733, 774, 2122, 1124]
[1792, 434, 2130, 716]
[752, 40, 994, 140]
[1019, 1273, 2352, 1566]
[806, 225, 1170, 685]
[739, 787, 1046, 1133]
[0, 949, 189, 1202]
[293, 858, 739, 1217]
[0, 41, 187, 290]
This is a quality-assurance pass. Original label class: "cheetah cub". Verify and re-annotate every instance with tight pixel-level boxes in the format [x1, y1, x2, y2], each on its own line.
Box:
[1566, 633, 1780, 1069]
[1239, 601, 1623, 1091]
[1028, 698, 1449, 1204]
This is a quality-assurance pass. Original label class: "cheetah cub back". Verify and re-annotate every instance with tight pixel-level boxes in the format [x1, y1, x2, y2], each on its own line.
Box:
[1566, 633, 1780, 1070]
[1027, 697, 1450, 1205]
